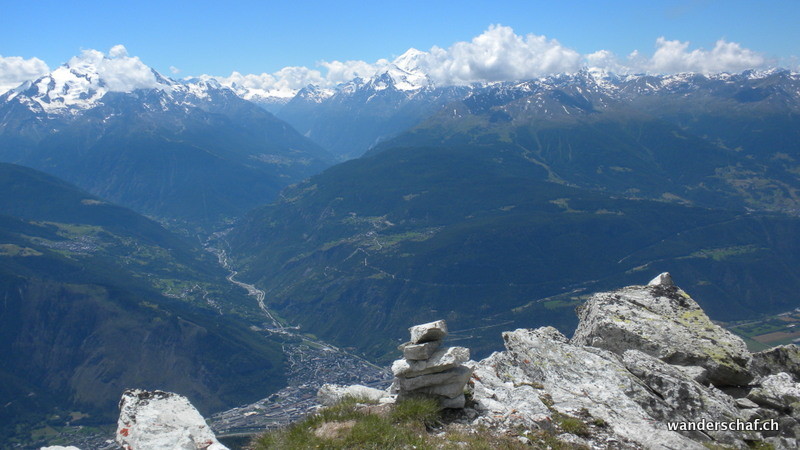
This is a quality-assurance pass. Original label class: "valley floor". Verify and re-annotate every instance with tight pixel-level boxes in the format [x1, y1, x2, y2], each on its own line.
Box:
[207, 246, 392, 436]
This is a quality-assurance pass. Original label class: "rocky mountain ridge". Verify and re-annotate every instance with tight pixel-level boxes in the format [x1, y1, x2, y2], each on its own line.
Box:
[265, 67, 800, 158]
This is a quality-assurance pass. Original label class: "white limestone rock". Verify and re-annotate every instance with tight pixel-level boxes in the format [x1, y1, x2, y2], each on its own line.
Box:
[116, 389, 227, 450]
[648, 272, 675, 286]
[572, 283, 752, 386]
[391, 346, 469, 378]
[409, 320, 448, 344]
[317, 384, 388, 406]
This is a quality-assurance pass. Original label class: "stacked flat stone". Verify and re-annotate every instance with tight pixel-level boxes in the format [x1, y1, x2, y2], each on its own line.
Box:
[391, 320, 472, 409]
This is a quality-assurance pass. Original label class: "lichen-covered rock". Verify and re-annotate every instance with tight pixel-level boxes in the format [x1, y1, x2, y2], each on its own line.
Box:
[622, 349, 753, 444]
[116, 389, 227, 450]
[751, 345, 800, 381]
[747, 373, 800, 412]
[391, 346, 469, 378]
[409, 320, 448, 344]
[492, 327, 706, 449]
[572, 283, 752, 386]
[317, 384, 389, 406]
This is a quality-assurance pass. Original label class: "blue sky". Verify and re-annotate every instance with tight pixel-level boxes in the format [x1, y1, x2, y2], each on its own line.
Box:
[0, 0, 797, 91]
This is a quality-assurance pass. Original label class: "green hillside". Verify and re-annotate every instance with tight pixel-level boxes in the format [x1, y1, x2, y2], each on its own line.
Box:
[229, 143, 800, 362]
[0, 163, 287, 446]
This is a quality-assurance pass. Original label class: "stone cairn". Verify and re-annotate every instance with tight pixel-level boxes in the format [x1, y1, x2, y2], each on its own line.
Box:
[391, 319, 472, 409]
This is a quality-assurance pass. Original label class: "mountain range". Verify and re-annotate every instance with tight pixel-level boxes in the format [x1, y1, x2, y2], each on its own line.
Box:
[0, 57, 333, 231]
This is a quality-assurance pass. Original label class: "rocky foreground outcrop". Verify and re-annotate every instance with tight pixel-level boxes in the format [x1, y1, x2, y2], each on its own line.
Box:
[467, 273, 800, 449]
[116, 389, 228, 450]
[317, 273, 800, 448]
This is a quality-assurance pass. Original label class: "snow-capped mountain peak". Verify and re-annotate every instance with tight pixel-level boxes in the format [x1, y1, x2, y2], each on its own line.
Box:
[3, 47, 176, 115]
[295, 84, 335, 103]
[393, 48, 426, 73]
[383, 48, 431, 91]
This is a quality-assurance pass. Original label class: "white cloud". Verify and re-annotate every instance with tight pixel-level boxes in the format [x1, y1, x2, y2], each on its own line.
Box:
[649, 37, 765, 73]
[67, 45, 160, 92]
[0, 55, 50, 94]
[108, 44, 128, 58]
[585, 50, 630, 74]
[424, 25, 582, 84]
[318, 59, 389, 84]
[586, 38, 766, 74]
[169, 65, 181, 74]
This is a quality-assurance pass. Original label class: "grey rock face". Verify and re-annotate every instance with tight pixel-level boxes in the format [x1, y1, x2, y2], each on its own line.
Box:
[751, 345, 800, 381]
[572, 284, 752, 386]
[400, 340, 441, 360]
[472, 327, 704, 449]
[395, 365, 472, 392]
[392, 346, 470, 378]
[622, 349, 752, 444]
[465, 275, 800, 449]
[409, 320, 448, 344]
[469, 351, 555, 429]
[747, 373, 800, 412]
[440, 394, 466, 409]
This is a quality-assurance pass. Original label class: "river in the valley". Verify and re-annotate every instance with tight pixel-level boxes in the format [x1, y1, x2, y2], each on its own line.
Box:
[207, 245, 392, 436]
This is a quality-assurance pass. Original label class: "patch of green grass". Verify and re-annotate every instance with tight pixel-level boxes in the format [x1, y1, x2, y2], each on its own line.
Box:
[254, 396, 588, 450]
[251, 397, 431, 450]
[543, 298, 582, 311]
[556, 414, 590, 437]
[0, 243, 42, 257]
[688, 245, 761, 262]
[436, 425, 530, 449]
[390, 397, 441, 427]
[746, 441, 776, 450]
[591, 417, 608, 428]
